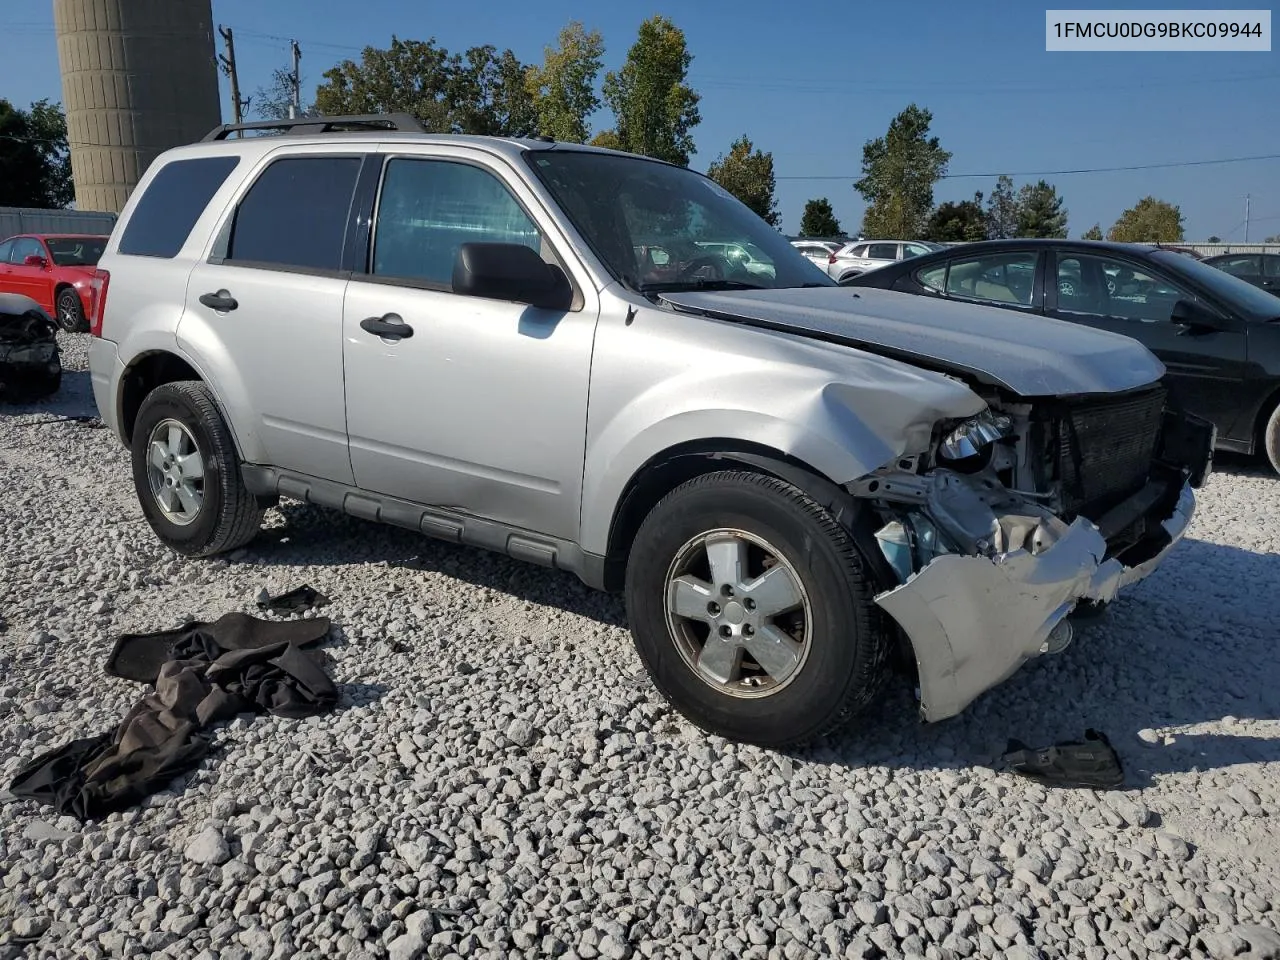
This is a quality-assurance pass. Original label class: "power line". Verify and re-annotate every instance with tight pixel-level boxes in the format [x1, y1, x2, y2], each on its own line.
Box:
[777, 153, 1280, 181]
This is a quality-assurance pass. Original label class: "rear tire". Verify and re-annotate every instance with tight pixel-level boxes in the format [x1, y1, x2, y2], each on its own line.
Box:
[56, 288, 86, 333]
[1265, 404, 1280, 475]
[130, 381, 262, 557]
[624, 470, 890, 747]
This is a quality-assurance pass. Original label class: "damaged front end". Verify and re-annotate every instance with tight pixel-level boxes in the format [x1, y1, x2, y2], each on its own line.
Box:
[848, 383, 1214, 722]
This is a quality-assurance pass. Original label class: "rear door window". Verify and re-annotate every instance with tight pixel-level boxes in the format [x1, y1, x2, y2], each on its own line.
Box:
[866, 243, 898, 260]
[119, 156, 240, 258]
[946, 252, 1038, 305]
[225, 156, 363, 273]
[1263, 255, 1280, 278]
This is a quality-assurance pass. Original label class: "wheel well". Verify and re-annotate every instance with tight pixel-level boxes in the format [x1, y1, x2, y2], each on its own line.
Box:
[1254, 384, 1280, 453]
[604, 440, 852, 591]
[120, 352, 202, 444]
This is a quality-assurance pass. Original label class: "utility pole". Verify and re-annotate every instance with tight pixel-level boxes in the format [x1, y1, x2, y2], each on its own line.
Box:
[218, 25, 245, 125]
[1244, 194, 1252, 243]
[289, 40, 302, 119]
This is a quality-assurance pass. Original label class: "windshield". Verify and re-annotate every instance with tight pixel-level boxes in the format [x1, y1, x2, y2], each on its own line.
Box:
[1153, 250, 1280, 321]
[524, 150, 834, 292]
[45, 237, 107, 267]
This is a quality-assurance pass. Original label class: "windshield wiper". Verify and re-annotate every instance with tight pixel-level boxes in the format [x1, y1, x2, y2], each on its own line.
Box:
[637, 279, 768, 293]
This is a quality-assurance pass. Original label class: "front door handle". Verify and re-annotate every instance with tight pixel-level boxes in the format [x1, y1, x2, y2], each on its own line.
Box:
[199, 290, 238, 312]
[360, 313, 414, 340]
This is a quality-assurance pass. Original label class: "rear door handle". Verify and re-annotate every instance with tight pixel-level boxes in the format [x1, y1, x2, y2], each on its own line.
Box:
[199, 291, 238, 312]
[360, 313, 414, 340]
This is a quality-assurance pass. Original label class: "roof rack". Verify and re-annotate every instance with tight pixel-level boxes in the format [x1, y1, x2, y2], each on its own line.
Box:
[202, 113, 425, 142]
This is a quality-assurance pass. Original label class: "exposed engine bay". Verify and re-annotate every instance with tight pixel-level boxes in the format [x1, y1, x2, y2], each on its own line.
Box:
[846, 383, 1214, 721]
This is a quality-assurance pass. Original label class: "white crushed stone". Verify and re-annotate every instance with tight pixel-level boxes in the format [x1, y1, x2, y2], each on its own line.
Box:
[1, 332, 1278, 959]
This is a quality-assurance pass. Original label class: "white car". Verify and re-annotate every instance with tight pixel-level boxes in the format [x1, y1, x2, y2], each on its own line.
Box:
[828, 239, 945, 282]
[790, 239, 845, 270]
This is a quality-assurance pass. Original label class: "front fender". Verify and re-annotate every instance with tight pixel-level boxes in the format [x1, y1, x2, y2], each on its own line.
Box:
[578, 363, 984, 556]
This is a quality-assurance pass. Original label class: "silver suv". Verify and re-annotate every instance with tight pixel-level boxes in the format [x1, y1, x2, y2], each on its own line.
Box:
[87, 115, 1213, 746]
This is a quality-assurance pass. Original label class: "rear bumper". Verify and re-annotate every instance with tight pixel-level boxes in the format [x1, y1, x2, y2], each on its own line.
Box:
[88, 336, 124, 442]
[875, 476, 1194, 722]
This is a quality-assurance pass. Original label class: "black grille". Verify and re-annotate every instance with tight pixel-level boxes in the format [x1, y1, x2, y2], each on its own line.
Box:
[1050, 386, 1166, 520]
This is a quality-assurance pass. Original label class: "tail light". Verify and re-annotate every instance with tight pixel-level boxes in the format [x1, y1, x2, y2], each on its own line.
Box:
[828, 253, 838, 264]
[88, 269, 110, 337]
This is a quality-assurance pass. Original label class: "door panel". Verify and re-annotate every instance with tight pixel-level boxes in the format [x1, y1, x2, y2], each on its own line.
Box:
[342, 153, 597, 541]
[177, 152, 366, 483]
[1049, 252, 1250, 438]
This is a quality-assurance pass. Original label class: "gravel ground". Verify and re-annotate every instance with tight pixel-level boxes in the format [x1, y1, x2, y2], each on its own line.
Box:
[2, 333, 1279, 960]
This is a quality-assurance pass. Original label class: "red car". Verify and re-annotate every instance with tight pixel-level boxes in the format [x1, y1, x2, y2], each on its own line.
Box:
[0, 234, 110, 332]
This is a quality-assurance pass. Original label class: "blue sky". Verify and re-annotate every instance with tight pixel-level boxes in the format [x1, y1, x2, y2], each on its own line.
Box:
[4, 0, 1279, 238]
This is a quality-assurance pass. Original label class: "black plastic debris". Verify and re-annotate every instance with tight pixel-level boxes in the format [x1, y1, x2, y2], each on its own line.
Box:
[0, 293, 61, 402]
[1001, 729, 1125, 789]
[257, 584, 329, 614]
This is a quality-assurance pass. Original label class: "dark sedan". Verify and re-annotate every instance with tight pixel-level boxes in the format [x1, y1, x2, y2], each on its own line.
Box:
[1202, 252, 1280, 297]
[844, 239, 1280, 471]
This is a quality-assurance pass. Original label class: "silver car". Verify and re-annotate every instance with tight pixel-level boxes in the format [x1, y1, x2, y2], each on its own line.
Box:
[790, 239, 844, 270]
[86, 115, 1212, 746]
[829, 239, 945, 282]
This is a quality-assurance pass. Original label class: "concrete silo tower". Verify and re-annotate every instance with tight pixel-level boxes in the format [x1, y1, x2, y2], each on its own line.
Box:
[53, 0, 223, 213]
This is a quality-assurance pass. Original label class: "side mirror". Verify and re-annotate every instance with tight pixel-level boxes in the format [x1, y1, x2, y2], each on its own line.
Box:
[452, 242, 572, 311]
[23, 254, 48, 269]
[1171, 298, 1226, 332]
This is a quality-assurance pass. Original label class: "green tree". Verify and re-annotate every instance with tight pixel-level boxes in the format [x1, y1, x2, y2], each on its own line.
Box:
[799, 198, 843, 237]
[1014, 180, 1068, 238]
[984, 174, 1018, 239]
[314, 36, 535, 136]
[1107, 197, 1185, 242]
[589, 129, 623, 150]
[527, 22, 604, 143]
[1082, 223, 1104, 240]
[0, 99, 72, 208]
[924, 192, 986, 242]
[706, 135, 780, 226]
[253, 67, 316, 120]
[854, 104, 951, 239]
[598, 15, 701, 165]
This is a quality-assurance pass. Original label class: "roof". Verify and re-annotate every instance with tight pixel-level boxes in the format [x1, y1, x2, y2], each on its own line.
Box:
[930, 238, 1171, 256]
[162, 129, 655, 169]
[2, 233, 110, 241]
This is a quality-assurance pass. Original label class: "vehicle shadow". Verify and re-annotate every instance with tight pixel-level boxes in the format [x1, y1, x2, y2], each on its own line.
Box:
[0, 369, 98, 422]
[807, 534, 1280, 786]
[239, 494, 1279, 783]
[243, 498, 629, 629]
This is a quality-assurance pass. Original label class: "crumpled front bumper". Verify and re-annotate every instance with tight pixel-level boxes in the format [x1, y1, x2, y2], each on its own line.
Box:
[875, 479, 1195, 722]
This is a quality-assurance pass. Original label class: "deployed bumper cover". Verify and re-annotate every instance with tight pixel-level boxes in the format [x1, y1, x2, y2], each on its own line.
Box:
[876, 479, 1195, 722]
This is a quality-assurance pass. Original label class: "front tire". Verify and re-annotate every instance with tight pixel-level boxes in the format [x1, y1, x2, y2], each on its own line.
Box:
[56, 288, 87, 332]
[624, 470, 890, 747]
[130, 381, 262, 557]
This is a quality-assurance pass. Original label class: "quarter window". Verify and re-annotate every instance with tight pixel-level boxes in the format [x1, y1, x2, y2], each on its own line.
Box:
[227, 156, 363, 272]
[945, 252, 1037, 305]
[372, 158, 542, 286]
[917, 263, 947, 292]
[1264, 255, 1280, 278]
[119, 156, 240, 259]
[1056, 254, 1192, 323]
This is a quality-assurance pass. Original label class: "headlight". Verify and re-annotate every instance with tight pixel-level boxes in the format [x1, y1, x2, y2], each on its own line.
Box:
[938, 409, 1013, 461]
